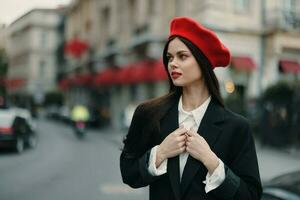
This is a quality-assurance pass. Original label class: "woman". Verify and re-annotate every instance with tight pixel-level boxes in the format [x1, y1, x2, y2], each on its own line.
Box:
[120, 17, 262, 200]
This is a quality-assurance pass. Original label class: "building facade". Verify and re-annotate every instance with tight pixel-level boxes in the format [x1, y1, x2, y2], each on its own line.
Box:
[63, 0, 300, 130]
[0, 24, 7, 50]
[7, 9, 64, 106]
[263, 0, 300, 87]
[0, 24, 8, 105]
[63, 0, 100, 123]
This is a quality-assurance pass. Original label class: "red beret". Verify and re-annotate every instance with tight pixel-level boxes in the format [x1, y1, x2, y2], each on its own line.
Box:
[168, 17, 231, 68]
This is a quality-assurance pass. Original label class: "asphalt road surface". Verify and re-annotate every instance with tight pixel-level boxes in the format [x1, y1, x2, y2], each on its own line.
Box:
[1, 118, 300, 200]
[0, 119, 147, 200]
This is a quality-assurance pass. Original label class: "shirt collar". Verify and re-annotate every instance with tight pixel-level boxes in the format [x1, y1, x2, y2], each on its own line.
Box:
[178, 95, 211, 127]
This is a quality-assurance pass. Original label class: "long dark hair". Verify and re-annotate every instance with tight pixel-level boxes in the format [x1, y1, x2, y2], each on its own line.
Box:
[122, 36, 224, 157]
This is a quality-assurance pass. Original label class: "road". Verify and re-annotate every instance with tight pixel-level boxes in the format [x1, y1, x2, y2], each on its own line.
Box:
[0, 119, 147, 200]
[0, 118, 299, 200]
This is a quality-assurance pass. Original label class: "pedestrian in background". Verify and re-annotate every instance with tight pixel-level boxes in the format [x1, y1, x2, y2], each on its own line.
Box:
[70, 104, 90, 123]
[120, 17, 262, 200]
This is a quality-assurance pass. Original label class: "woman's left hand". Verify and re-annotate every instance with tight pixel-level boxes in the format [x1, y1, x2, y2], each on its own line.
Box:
[186, 130, 219, 175]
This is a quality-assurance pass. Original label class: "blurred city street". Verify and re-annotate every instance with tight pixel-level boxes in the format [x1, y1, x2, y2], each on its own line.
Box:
[0, 118, 147, 200]
[0, 0, 300, 199]
[0, 118, 299, 200]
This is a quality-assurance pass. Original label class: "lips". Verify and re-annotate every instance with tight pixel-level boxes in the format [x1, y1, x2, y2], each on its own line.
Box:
[171, 71, 182, 79]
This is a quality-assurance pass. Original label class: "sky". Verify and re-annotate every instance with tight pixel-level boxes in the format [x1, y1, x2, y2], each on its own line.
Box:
[0, 0, 72, 26]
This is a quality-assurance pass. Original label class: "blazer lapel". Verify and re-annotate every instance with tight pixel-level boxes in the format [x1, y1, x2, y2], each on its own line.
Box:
[180, 100, 225, 197]
[160, 102, 181, 200]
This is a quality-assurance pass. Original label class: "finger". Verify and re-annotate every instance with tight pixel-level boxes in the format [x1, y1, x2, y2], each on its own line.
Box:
[170, 127, 184, 136]
[184, 133, 188, 141]
[175, 146, 185, 154]
[179, 146, 186, 153]
[187, 135, 195, 143]
[178, 141, 185, 148]
[186, 136, 191, 142]
[186, 146, 190, 153]
[176, 127, 188, 135]
[186, 130, 193, 137]
[177, 134, 187, 142]
[190, 130, 200, 138]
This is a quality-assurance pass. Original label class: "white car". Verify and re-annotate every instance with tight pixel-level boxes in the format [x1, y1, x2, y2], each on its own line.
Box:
[0, 107, 37, 153]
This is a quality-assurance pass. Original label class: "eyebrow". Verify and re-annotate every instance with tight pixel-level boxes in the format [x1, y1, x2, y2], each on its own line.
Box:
[167, 50, 189, 56]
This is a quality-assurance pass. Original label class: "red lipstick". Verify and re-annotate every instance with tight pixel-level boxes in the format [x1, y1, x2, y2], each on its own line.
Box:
[171, 71, 182, 79]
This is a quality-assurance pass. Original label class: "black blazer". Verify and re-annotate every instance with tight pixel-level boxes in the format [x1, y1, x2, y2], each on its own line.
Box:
[120, 99, 262, 200]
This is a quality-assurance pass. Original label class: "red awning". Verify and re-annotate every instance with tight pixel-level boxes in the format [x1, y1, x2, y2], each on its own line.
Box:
[93, 59, 168, 86]
[59, 74, 93, 90]
[94, 68, 119, 85]
[4, 78, 26, 89]
[115, 65, 135, 84]
[231, 56, 256, 71]
[115, 60, 168, 84]
[64, 38, 89, 58]
[71, 74, 93, 86]
[150, 59, 168, 81]
[123, 60, 168, 83]
[279, 60, 300, 73]
[130, 61, 152, 83]
[59, 78, 70, 90]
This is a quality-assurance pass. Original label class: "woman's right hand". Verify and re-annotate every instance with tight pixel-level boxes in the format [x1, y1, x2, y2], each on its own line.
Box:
[156, 127, 187, 167]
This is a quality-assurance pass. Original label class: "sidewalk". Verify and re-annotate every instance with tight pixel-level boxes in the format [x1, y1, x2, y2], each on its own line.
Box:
[95, 127, 300, 182]
[255, 142, 300, 182]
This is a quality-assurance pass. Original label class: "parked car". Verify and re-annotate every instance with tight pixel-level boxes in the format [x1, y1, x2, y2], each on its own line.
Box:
[58, 105, 71, 123]
[0, 107, 37, 153]
[45, 105, 61, 119]
[262, 170, 300, 200]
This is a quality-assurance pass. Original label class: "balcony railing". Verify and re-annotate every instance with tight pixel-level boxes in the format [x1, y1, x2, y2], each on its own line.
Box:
[265, 8, 300, 30]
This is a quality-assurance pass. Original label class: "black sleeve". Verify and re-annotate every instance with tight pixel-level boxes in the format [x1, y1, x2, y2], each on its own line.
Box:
[211, 120, 262, 200]
[120, 105, 160, 188]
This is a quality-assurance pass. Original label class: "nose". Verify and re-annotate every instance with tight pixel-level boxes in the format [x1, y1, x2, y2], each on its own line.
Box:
[169, 57, 178, 69]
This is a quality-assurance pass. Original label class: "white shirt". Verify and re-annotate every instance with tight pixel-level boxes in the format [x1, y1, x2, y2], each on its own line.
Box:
[148, 96, 225, 193]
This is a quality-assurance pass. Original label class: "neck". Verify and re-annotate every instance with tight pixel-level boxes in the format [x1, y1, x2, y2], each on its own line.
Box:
[182, 82, 209, 111]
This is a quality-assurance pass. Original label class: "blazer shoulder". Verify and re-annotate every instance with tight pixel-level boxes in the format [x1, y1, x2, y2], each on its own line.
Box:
[134, 96, 168, 117]
[223, 108, 250, 129]
[133, 102, 151, 117]
[222, 109, 254, 151]
[130, 101, 157, 125]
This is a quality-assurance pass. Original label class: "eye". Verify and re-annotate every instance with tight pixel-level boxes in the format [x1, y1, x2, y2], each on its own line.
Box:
[179, 54, 188, 60]
[166, 55, 173, 62]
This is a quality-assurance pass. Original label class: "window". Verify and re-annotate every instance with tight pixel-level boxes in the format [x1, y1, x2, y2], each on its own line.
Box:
[283, 0, 296, 12]
[128, 0, 137, 31]
[282, 0, 299, 28]
[101, 7, 110, 45]
[85, 19, 92, 32]
[39, 60, 46, 77]
[40, 31, 47, 48]
[234, 0, 250, 13]
[148, 0, 154, 16]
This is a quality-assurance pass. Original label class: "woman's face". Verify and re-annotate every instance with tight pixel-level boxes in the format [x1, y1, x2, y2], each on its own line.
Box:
[166, 38, 203, 87]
